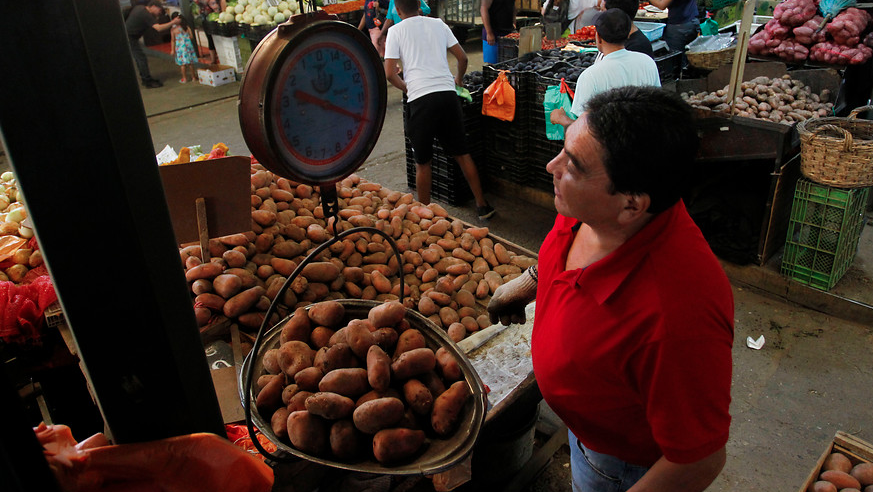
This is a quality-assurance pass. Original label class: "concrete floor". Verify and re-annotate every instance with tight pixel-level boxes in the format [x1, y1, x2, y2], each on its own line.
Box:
[3, 35, 871, 491]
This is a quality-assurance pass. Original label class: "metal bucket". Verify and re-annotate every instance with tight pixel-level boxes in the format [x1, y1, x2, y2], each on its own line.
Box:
[471, 403, 539, 483]
[238, 299, 488, 475]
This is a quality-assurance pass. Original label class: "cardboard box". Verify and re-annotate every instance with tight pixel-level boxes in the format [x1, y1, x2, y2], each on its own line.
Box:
[212, 35, 244, 73]
[798, 431, 873, 492]
[197, 64, 237, 87]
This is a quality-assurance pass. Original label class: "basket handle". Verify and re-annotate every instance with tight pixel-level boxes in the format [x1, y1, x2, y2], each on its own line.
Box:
[847, 105, 873, 120]
[810, 124, 854, 152]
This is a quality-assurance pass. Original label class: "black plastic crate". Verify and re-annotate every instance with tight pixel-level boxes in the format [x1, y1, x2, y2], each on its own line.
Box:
[655, 50, 682, 83]
[498, 36, 519, 63]
[405, 149, 476, 205]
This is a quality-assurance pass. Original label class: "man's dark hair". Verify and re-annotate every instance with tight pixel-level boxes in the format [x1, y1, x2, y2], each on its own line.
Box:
[594, 8, 631, 44]
[147, 0, 165, 8]
[604, 0, 639, 23]
[583, 86, 698, 214]
[395, 0, 420, 15]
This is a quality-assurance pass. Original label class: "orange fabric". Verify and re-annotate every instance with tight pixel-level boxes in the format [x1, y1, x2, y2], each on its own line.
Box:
[482, 71, 516, 122]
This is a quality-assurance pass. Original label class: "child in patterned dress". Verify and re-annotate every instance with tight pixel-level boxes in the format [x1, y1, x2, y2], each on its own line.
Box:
[170, 12, 197, 83]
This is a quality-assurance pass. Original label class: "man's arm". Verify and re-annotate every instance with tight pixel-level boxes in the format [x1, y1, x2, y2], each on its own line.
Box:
[448, 44, 467, 87]
[384, 58, 406, 93]
[627, 447, 726, 492]
[647, 0, 672, 10]
[480, 0, 495, 45]
[153, 17, 180, 33]
[550, 108, 575, 128]
[378, 18, 395, 40]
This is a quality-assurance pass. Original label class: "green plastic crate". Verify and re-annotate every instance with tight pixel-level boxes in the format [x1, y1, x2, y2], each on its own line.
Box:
[781, 178, 870, 290]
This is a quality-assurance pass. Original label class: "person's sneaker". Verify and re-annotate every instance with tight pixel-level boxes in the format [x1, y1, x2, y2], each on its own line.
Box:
[477, 204, 496, 220]
[143, 79, 163, 88]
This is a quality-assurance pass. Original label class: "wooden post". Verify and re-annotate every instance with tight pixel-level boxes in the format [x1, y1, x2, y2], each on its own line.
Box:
[727, 0, 758, 116]
[196, 197, 210, 262]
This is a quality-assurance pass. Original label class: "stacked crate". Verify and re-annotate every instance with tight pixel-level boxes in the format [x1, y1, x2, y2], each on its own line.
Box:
[781, 178, 870, 290]
[403, 88, 485, 205]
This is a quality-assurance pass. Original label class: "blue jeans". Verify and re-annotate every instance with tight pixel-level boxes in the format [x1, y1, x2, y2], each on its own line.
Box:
[663, 19, 700, 53]
[569, 430, 649, 492]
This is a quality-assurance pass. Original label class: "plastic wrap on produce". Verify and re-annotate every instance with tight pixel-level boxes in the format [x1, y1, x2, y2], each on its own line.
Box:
[466, 303, 535, 409]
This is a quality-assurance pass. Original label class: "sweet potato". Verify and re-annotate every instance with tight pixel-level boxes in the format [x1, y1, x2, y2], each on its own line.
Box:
[314, 343, 358, 373]
[391, 347, 436, 380]
[372, 428, 426, 464]
[302, 262, 341, 283]
[368, 300, 407, 328]
[277, 340, 315, 377]
[353, 397, 405, 434]
[195, 293, 225, 311]
[185, 262, 223, 282]
[223, 286, 266, 318]
[255, 374, 285, 416]
[318, 368, 370, 397]
[305, 392, 356, 419]
[807, 481, 837, 492]
[263, 348, 281, 374]
[823, 453, 853, 473]
[281, 384, 301, 406]
[431, 380, 470, 436]
[287, 410, 329, 456]
[271, 407, 290, 439]
[308, 300, 345, 328]
[287, 390, 314, 412]
[366, 345, 391, 392]
[310, 326, 335, 349]
[372, 327, 399, 352]
[852, 463, 873, 486]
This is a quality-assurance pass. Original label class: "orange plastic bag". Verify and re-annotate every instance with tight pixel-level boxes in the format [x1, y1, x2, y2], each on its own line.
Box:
[482, 70, 516, 122]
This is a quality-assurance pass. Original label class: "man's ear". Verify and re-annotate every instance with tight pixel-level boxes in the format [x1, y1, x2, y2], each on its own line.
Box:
[618, 192, 650, 224]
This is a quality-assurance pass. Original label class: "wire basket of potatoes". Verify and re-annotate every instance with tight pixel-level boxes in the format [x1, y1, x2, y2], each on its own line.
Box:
[239, 298, 487, 474]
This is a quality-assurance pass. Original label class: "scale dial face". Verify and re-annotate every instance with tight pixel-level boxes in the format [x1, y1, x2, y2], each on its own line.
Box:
[263, 21, 386, 184]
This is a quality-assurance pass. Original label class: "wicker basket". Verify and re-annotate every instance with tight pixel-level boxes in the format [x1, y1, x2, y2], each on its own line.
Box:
[686, 45, 736, 70]
[797, 105, 873, 188]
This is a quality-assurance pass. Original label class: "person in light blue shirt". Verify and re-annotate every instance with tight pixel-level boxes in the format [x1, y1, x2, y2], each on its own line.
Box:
[551, 8, 660, 127]
[378, 0, 430, 44]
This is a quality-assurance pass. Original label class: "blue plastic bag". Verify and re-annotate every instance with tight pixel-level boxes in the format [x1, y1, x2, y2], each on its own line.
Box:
[543, 78, 574, 141]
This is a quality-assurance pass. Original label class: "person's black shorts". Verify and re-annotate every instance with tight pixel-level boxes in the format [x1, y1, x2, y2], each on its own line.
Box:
[406, 90, 468, 165]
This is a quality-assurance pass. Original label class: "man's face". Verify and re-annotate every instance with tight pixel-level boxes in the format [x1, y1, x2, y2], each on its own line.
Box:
[147, 5, 163, 16]
[545, 115, 625, 225]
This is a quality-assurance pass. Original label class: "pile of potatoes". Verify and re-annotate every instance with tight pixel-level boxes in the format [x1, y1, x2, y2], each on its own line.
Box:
[255, 299, 473, 465]
[181, 162, 537, 342]
[681, 75, 834, 125]
[807, 452, 873, 492]
[0, 171, 44, 284]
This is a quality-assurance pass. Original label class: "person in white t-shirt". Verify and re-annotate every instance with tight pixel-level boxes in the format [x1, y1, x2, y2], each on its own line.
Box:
[551, 8, 661, 128]
[384, 0, 496, 220]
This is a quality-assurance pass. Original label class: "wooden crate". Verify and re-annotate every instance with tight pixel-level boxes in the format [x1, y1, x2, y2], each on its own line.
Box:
[515, 0, 540, 13]
[797, 431, 873, 492]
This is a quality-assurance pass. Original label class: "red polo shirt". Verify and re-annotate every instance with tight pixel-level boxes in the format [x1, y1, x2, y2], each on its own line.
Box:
[532, 200, 734, 467]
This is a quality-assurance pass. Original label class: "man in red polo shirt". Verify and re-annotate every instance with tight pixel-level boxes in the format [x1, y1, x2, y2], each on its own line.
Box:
[487, 86, 734, 492]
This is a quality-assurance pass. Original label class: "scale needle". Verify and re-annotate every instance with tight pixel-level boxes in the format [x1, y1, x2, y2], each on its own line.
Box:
[294, 90, 365, 122]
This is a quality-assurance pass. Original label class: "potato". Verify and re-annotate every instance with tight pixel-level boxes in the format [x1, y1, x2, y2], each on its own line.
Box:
[403, 379, 433, 415]
[353, 397, 405, 434]
[330, 419, 363, 460]
[223, 286, 266, 318]
[277, 340, 315, 377]
[314, 343, 358, 373]
[280, 307, 311, 344]
[807, 480, 837, 492]
[372, 327, 399, 352]
[366, 345, 392, 392]
[419, 371, 446, 398]
[393, 329, 426, 359]
[195, 293, 225, 311]
[319, 368, 370, 397]
[431, 380, 470, 436]
[263, 348, 281, 374]
[346, 319, 376, 359]
[368, 300, 407, 328]
[271, 407, 290, 439]
[305, 392, 356, 419]
[287, 390, 314, 412]
[310, 326, 335, 349]
[255, 374, 285, 415]
[185, 262, 223, 282]
[287, 410, 329, 456]
[372, 428, 426, 464]
[281, 384, 301, 406]
[212, 273, 243, 299]
[435, 347, 462, 382]
[852, 463, 873, 486]
[294, 366, 325, 391]
[820, 470, 861, 490]
[391, 347, 436, 380]
[302, 262, 341, 283]
[356, 388, 403, 408]
[308, 300, 345, 327]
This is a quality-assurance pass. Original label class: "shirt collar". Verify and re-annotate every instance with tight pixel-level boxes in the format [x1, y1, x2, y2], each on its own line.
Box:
[568, 201, 684, 305]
